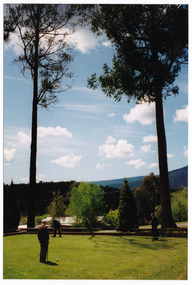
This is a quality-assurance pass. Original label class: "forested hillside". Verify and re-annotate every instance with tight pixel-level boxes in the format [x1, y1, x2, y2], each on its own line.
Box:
[93, 166, 188, 190]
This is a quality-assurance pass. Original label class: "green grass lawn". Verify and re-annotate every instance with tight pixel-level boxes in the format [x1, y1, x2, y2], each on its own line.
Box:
[3, 234, 187, 280]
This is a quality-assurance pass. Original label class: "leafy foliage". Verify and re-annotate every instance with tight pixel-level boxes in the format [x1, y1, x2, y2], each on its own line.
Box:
[67, 182, 106, 228]
[4, 4, 76, 108]
[155, 188, 188, 223]
[134, 173, 160, 225]
[48, 189, 66, 218]
[104, 209, 119, 228]
[171, 188, 188, 222]
[88, 5, 188, 101]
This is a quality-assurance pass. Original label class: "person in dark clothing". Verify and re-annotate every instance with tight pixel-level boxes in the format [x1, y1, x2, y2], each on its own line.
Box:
[38, 220, 49, 262]
[52, 217, 62, 237]
[151, 213, 159, 241]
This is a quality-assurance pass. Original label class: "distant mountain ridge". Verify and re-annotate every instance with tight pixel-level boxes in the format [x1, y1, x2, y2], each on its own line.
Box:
[92, 166, 188, 190]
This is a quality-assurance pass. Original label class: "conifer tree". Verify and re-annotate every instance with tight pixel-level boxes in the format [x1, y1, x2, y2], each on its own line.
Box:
[118, 179, 137, 231]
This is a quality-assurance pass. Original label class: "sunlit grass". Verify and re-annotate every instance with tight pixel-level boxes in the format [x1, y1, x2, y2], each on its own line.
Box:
[3, 234, 187, 280]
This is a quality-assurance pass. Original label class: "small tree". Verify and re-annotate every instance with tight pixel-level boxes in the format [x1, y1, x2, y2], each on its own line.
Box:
[134, 187, 152, 225]
[67, 182, 106, 228]
[118, 179, 137, 231]
[104, 209, 119, 228]
[48, 189, 66, 218]
[134, 173, 160, 224]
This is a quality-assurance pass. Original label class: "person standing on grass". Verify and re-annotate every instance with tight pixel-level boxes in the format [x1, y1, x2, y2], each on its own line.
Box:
[151, 213, 159, 241]
[52, 217, 62, 237]
[38, 220, 49, 263]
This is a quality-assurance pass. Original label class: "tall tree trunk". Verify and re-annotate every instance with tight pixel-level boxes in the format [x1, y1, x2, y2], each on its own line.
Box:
[27, 10, 39, 228]
[27, 92, 37, 227]
[155, 92, 177, 229]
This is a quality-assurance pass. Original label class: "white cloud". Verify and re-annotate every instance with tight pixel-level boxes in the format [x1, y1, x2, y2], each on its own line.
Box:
[126, 159, 146, 169]
[5, 25, 105, 56]
[143, 135, 157, 143]
[17, 126, 72, 147]
[38, 126, 72, 138]
[140, 144, 151, 153]
[105, 136, 116, 144]
[183, 146, 188, 156]
[21, 177, 29, 183]
[17, 131, 31, 147]
[37, 174, 47, 182]
[4, 148, 16, 164]
[147, 162, 158, 169]
[167, 153, 173, 159]
[4, 27, 23, 55]
[99, 139, 135, 158]
[96, 163, 111, 170]
[64, 103, 104, 114]
[65, 27, 104, 54]
[107, 113, 115, 118]
[20, 174, 47, 183]
[123, 102, 155, 125]
[51, 154, 82, 168]
[173, 105, 188, 122]
[102, 40, 112, 47]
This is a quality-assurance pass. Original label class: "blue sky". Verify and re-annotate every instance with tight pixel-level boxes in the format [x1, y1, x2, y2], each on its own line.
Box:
[3, 4, 188, 185]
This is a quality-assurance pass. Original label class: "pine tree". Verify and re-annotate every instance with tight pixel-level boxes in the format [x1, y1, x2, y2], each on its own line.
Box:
[118, 179, 137, 231]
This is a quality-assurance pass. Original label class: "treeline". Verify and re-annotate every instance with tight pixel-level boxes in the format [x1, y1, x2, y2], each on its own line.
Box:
[4, 180, 120, 216]
[4, 173, 187, 231]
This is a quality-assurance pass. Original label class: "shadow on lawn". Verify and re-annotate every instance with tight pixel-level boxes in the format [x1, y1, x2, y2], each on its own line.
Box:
[119, 236, 172, 250]
[44, 261, 58, 266]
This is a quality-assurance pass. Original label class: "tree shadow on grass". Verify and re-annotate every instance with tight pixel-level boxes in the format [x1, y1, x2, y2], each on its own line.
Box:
[89, 233, 95, 240]
[119, 235, 172, 250]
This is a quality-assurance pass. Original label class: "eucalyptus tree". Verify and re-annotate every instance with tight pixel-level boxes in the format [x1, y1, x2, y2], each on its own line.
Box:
[4, 4, 77, 227]
[87, 4, 188, 228]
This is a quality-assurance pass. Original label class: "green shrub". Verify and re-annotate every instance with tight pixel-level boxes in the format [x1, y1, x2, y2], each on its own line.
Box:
[171, 188, 188, 222]
[35, 214, 50, 225]
[154, 188, 188, 224]
[19, 216, 28, 225]
[104, 209, 119, 228]
[48, 189, 66, 218]
[67, 182, 106, 228]
[154, 205, 162, 224]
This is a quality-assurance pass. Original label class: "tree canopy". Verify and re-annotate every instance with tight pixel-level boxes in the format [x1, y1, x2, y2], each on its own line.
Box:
[67, 182, 106, 228]
[4, 4, 76, 108]
[88, 5, 188, 102]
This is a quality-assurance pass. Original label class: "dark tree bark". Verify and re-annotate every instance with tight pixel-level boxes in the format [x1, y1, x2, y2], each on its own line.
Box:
[155, 93, 176, 228]
[27, 10, 39, 228]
